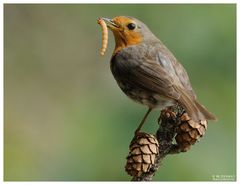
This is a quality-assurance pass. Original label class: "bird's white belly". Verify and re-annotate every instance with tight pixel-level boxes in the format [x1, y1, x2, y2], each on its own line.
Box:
[141, 94, 175, 109]
[117, 81, 175, 109]
[125, 89, 175, 109]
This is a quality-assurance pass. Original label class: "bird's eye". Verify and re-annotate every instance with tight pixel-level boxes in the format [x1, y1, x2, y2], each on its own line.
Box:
[127, 23, 136, 30]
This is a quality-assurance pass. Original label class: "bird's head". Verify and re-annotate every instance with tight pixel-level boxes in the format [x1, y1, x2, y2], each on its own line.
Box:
[101, 16, 156, 53]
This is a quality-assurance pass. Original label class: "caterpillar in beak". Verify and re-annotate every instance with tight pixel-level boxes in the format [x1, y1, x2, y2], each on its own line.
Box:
[97, 18, 108, 56]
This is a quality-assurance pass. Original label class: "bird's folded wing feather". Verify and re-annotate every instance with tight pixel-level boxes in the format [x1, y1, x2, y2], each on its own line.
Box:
[130, 59, 182, 100]
[113, 44, 196, 101]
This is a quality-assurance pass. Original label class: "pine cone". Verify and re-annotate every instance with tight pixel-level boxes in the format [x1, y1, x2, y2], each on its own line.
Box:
[175, 112, 208, 152]
[125, 132, 160, 177]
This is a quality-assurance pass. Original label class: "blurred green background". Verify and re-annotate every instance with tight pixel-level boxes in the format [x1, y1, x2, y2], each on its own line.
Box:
[4, 4, 236, 181]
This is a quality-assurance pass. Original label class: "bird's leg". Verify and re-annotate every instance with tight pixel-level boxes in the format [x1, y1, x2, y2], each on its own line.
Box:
[135, 108, 152, 135]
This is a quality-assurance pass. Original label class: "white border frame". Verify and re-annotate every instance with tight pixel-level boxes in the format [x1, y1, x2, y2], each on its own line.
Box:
[1, 1, 238, 184]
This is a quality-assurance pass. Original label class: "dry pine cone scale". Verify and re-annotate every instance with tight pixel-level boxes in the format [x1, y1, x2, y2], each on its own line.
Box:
[125, 132, 160, 177]
[175, 112, 208, 152]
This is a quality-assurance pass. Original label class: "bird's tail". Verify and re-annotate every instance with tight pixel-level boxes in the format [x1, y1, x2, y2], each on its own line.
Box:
[177, 89, 217, 122]
[194, 100, 217, 121]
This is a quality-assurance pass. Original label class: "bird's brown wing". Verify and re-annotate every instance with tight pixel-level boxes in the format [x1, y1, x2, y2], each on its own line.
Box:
[111, 44, 193, 101]
[130, 59, 206, 121]
[156, 47, 197, 99]
[113, 44, 205, 121]
[132, 59, 181, 100]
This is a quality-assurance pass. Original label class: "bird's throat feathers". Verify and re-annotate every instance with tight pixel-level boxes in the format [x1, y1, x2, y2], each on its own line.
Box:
[113, 30, 143, 54]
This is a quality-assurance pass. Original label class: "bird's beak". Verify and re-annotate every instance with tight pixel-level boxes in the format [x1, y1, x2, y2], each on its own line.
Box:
[101, 18, 119, 30]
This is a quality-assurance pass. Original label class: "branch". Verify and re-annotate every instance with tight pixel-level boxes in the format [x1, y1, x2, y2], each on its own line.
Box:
[125, 105, 208, 181]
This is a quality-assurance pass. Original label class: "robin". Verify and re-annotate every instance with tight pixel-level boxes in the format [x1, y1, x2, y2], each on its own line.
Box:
[101, 16, 217, 134]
